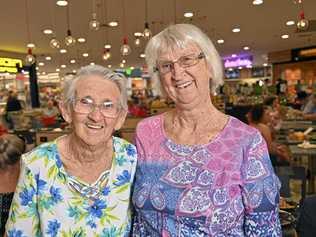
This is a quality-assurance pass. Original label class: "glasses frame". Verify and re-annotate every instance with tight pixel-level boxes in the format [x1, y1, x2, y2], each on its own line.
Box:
[73, 97, 122, 118]
[154, 52, 205, 74]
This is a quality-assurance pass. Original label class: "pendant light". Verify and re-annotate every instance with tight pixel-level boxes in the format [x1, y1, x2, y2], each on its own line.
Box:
[120, 0, 131, 56]
[102, 0, 111, 61]
[25, 48, 36, 65]
[24, 0, 36, 65]
[143, 0, 152, 39]
[65, 3, 76, 46]
[89, 0, 100, 30]
[134, 32, 142, 47]
[50, 37, 61, 49]
[120, 37, 131, 56]
[297, 10, 309, 30]
[102, 49, 111, 61]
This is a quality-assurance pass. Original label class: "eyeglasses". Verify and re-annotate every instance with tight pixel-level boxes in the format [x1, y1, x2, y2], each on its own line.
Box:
[73, 97, 121, 118]
[154, 52, 205, 74]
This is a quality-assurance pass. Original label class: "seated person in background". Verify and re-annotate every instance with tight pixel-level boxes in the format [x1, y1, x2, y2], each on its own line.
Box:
[248, 104, 290, 166]
[0, 134, 25, 236]
[301, 93, 316, 120]
[264, 96, 282, 131]
[296, 195, 316, 237]
[41, 99, 60, 127]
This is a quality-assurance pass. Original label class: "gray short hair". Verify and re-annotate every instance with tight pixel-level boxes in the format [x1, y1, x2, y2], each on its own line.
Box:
[62, 65, 128, 110]
[145, 23, 223, 94]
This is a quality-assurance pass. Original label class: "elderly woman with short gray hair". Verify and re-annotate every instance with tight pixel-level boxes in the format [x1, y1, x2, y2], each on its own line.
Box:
[6, 65, 137, 236]
[132, 24, 281, 236]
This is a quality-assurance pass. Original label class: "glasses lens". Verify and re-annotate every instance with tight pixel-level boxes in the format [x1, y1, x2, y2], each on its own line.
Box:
[74, 98, 93, 113]
[100, 101, 120, 118]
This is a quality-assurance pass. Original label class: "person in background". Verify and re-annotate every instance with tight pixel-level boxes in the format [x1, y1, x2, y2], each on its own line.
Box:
[132, 23, 281, 236]
[5, 65, 137, 236]
[248, 104, 290, 167]
[301, 93, 316, 120]
[264, 96, 282, 131]
[41, 99, 60, 127]
[0, 134, 25, 236]
[5, 91, 22, 129]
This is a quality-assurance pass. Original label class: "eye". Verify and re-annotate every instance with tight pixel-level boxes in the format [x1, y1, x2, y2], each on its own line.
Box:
[181, 55, 195, 65]
[80, 97, 93, 105]
[160, 62, 172, 70]
[102, 101, 114, 109]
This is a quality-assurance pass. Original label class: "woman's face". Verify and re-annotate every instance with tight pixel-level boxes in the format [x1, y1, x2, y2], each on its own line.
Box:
[157, 43, 211, 110]
[60, 75, 126, 147]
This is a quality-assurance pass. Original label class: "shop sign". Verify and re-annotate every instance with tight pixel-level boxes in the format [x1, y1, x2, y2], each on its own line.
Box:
[0, 57, 23, 73]
[223, 55, 252, 68]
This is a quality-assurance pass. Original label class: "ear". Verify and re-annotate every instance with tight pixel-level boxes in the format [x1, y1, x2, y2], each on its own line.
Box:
[114, 109, 128, 131]
[58, 101, 72, 124]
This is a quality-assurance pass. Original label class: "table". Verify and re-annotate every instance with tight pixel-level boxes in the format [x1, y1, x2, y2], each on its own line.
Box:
[281, 120, 315, 131]
[289, 145, 316, 193]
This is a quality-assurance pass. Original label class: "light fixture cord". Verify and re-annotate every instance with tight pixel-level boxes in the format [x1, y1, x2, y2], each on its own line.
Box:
[25, 0, 31, 43]
[103, 0, 108, 41]
[145, 0, 148, 22]
[174, 0, 177, 24]
[122, 0, 126, 37]
[67, 2, 71, 30]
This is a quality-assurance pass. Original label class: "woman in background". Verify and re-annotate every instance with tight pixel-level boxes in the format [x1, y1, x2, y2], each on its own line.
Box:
[0, 134, 25, 235]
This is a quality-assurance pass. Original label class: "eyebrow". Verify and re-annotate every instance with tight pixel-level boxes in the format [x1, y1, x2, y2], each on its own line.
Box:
[158, 52, 198, 62]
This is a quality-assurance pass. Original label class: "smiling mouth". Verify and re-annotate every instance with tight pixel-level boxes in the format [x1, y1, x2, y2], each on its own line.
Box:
[85, 123, 104, 129]
[175, 81, 193, 89]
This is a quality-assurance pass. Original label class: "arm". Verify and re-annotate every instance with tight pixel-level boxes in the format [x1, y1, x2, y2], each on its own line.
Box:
[5, 157, 40, 237]
[241, 131, 282, 236]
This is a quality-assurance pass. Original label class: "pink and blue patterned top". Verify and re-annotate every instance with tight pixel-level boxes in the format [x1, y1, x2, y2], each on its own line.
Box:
[132, 114, 281, 236]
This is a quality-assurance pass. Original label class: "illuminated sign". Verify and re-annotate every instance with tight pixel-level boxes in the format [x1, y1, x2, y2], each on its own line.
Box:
[0, 57, 23, 73]
[223, 55, 252, 68]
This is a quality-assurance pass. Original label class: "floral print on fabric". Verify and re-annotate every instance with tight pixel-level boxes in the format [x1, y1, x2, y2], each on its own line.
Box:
[132, 115, 281, 236]
[6, 136, 137, 237]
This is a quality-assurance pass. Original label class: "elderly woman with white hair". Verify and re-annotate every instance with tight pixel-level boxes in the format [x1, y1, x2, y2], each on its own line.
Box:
[5, 65, 137, 236]
[132, 24, 281, 236]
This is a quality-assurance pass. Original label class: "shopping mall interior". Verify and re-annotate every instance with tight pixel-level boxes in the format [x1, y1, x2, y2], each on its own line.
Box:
[1, 0, 316, 236]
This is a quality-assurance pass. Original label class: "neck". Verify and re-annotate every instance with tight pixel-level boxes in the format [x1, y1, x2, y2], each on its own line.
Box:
[0, 165, 20, 193]
[66, 134, 113, 164]
[173, 97, 220, 129]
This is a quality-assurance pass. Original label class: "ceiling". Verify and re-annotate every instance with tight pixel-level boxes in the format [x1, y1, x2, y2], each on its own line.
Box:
[1, 0, 316, 75]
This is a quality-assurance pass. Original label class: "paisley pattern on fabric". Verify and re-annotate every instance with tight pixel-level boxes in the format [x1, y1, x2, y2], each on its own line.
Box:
[132, 115, 281, 236]
[6, 137, 137, 237]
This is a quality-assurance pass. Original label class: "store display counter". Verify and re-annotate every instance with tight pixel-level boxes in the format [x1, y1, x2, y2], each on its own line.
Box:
[36, 129, 69, 145]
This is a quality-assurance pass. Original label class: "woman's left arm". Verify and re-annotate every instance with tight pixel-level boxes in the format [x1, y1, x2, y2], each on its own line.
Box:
[241, 131, 282, 236]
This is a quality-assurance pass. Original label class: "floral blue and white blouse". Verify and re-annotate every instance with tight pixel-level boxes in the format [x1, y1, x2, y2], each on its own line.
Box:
[6, 136, 137, 237]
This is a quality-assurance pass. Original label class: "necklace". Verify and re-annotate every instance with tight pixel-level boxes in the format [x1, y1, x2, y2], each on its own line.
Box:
[68, 169, 110, 201]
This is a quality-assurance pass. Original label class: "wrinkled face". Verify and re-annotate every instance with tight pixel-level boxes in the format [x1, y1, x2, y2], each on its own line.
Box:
[60, 75, 126, 147]
[157, 43, 211, 110]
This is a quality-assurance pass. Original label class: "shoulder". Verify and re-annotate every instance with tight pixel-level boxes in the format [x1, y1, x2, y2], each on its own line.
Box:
[22, 141, 58, 169]
[113, 136, 137, 160]
[135, 114, 162, 136]
[228, 116, 261, 145]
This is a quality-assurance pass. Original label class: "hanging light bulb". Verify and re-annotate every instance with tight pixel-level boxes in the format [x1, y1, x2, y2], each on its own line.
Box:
[89, 13, 100, 31]
[134, 37, 141, 47]
[65, 30, 76, 46]
[143, 22, 152, 39]
[102, 49, 111, 61]
[297, 10, 309, 30]
[50, 37, 61, 49]
[120, 37, 131, 56]
[25, 48, 36, 65]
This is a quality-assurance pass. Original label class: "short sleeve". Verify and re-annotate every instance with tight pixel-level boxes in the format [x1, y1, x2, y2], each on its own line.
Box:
[5, 157, 41, 237]
[241, 131, 282, 236]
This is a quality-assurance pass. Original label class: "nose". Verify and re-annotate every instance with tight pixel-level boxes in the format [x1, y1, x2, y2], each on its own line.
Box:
[87, 106, 104, 122]
[171, 62, 185, 80]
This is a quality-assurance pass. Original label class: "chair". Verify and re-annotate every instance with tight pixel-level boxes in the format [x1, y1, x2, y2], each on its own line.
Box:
[277, 166, 307, 204]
